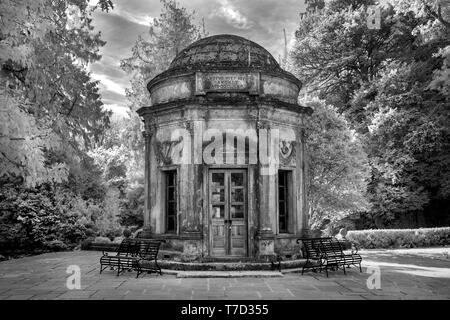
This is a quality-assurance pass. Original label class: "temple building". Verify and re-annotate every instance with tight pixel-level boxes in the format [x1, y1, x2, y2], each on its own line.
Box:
[137, 34, 312, 259]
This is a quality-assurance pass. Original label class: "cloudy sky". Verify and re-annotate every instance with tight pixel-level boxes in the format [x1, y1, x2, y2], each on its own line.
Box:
[89, 0, 307, 116]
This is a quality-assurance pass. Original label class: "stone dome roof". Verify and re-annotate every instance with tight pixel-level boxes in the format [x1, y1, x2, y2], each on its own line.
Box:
[147, 34, 301, 89]
[168, 34, 281, 72]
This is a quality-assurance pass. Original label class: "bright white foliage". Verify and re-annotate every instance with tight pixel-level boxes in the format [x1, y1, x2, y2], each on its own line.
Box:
[0, 87, 68, 186]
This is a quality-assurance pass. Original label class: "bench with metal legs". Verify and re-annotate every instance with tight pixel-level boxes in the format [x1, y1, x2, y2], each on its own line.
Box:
[297, 237, 363, 277]
[133, 239, 163, 278]
[99, 238, 138, 276]
[99, 238, 165, 277]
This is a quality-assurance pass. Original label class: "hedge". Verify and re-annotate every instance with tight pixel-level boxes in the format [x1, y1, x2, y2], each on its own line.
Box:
[346, 227, 450, 249]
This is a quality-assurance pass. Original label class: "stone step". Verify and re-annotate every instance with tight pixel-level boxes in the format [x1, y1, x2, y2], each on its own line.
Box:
[158, 259, 307, 271]
[175, 271, 284, 278]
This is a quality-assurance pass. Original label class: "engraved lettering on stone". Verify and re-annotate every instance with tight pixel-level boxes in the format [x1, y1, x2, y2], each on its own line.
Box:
[206, 75, 247, 89]
[195, 72, 259, 95]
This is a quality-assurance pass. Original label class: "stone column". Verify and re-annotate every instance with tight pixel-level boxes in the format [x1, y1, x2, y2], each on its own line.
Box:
[301, 126, 310, 236]
[180, 120, 203, 256]
[141, 117, 156, 238]
[255, 119, 276, 258]
[296, 125, 309, 237]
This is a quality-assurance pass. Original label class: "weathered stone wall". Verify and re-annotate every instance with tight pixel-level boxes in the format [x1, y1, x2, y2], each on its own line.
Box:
[149, 72, 300, 106]
[141, 102, 309, 258]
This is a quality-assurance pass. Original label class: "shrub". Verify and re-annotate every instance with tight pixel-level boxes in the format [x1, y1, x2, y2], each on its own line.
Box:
[84, 225, 98, 237]
[113, 236, 124, 244]
[104, 228, 122, 240]
[123, 229, 132, 238]
[80, 238, 94, 250]
[119, 181, 144, 227]
[95, 188, 122, 237]
[94, 236, 111, 244]
[0, 186, 87, 251]
[346, 227, 450, 249]
[43, 240, 68, 251]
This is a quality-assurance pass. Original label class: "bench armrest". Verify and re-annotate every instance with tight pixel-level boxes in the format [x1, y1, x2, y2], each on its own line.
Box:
[338, 240, 359, 254]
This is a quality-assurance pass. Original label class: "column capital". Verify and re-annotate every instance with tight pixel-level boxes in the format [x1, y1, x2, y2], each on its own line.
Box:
[142, 130, 152, 139]
[297, 126, 306, 142]
[183, 120, 194, 136]
[143, 116, 157, 139]
[256, 120, 270, 131]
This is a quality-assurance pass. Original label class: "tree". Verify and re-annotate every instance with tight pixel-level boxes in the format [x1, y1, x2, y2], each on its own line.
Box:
[108, 1, 207, 228]
[389, 0, 450, 96]
[292, 0, 417, 131]
[292, 0, 450, 227]
[0, 0, 113, 187]
[87, 115, 147, 228]
[120, 0, 204, 108]
[303, 97, 370, 231]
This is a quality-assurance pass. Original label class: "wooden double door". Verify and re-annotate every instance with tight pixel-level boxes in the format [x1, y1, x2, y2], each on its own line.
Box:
[209, 170, 247, 256]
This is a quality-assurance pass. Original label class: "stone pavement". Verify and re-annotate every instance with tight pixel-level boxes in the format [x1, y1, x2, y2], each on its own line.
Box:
[0, 248, 449, 300]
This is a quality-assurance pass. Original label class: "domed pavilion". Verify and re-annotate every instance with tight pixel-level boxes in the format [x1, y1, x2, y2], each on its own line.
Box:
[137, 34, 312, 259]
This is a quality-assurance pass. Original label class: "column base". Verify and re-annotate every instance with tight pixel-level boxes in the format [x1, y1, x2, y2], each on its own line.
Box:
[256, 229, 276, 258]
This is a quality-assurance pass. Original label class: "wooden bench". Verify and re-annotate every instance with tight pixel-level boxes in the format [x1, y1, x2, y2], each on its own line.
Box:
[297, 237, 362, 277]
[99, 238, 164, 277]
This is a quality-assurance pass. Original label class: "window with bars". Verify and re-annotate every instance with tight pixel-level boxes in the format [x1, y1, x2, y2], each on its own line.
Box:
[278, 170, 290, 233]
[165, 170, 177, 233]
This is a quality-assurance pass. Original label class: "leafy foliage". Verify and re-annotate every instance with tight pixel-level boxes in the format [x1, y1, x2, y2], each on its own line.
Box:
[119, 179, 145, 227]
[304, 97, 370, 230]
[88, 117, 146, 228]
[0, 186, 87, 251]
[0, 0, 113, 187]
[120, 0, 205, 108]
[292, 0, 450, 228]
[346, 227, 450, 249]
[0, 0, 121, 255]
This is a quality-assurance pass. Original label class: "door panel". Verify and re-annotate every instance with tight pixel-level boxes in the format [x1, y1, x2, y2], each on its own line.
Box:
[229, 171, 246, 256]
[211, 172, 227, 256]
[209, 170, 247, 256]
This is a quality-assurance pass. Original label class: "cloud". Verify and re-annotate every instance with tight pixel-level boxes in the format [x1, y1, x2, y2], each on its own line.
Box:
[111, 9, 153, 26]
[212, 0, 253, 30]
[102, 103, 131, 118]
[91, 10, 148, 57]
[91, 72, 126, 97]
[91, 0, 154, 26]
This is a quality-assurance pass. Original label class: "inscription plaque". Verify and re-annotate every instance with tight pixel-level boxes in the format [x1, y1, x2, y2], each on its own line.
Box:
[195, 72, 260, 95]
